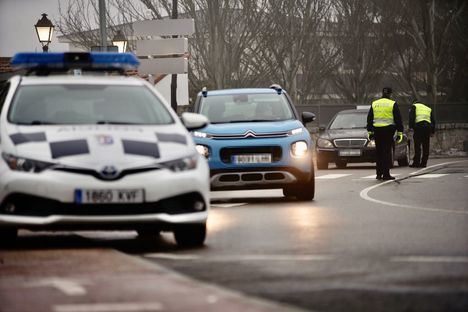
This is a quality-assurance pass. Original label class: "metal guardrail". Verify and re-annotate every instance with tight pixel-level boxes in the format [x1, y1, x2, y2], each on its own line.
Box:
[295, 103, 468, 127]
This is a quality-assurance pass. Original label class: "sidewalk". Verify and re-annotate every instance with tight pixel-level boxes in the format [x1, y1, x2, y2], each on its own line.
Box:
[0, 246, 307, 312]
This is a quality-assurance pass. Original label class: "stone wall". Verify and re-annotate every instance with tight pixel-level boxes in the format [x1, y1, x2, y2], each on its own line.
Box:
[430, 123, 468, 156]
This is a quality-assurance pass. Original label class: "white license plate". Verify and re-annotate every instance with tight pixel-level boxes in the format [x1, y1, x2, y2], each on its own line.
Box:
[75, 189, 145, 204]
[339, 149, 361, 156]
[233, 154, 272, 164]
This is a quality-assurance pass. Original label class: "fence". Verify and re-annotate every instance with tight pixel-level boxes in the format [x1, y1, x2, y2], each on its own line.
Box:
[295, 102, 468, 128]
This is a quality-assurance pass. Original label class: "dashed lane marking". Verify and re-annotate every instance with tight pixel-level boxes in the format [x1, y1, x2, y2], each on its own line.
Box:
[26, 278, 87, 296]
[53, 302, 163, 312]
[144, 253, 334, 261]
[316, 174, 352, 179]
[359, 160, 468, 215]
[391, 256, 468, 263]
[413, 174, 448, 179]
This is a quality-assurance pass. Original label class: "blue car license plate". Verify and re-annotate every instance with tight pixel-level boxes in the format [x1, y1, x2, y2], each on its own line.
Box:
[232, 154, 272, 164]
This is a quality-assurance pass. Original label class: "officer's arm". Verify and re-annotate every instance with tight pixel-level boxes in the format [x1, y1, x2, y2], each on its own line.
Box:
[409, 105, 415, 130]
[430, 110, 436, 134]
[393, 103, 404, 132]
[367, 107, 374, 132]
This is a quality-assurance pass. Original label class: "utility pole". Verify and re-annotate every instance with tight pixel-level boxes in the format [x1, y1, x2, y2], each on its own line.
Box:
[99, 0, 107, 52]
[171, 0, 178, 112]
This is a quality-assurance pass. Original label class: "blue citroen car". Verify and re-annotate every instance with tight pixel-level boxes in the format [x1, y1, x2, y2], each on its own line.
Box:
[192, 86, 316, 200]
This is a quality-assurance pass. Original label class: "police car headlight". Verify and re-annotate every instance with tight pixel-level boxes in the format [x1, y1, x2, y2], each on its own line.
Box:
[1, 153, 55, 173]
[367, 140, 376, 148]
[160, 154, 198, 172]
[317, 138, 333, 148]
[195, 145, 210, 158]
[291, 141, 308, 157]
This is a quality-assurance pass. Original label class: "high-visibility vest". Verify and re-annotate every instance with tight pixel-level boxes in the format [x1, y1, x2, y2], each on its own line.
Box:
[413, 103, 431, 124]
[372, 98, 395, 127]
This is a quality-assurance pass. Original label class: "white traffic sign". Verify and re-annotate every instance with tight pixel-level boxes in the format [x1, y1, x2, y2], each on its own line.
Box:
[133, 19, 194, 36]
[139, 58, 188, 75]
[136, 38, 188, 56]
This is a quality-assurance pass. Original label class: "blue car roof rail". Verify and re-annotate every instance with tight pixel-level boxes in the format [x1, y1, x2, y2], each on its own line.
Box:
[10, 52, 139, 76]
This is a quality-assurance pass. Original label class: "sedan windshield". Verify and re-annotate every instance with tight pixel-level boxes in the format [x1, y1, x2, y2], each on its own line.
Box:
[329, 112, 367, 129]
[8, 85, 174, 125]
[199, 93, 294, 123]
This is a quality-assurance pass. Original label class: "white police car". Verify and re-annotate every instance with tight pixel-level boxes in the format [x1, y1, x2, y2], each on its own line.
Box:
[0, 52, 210, 247]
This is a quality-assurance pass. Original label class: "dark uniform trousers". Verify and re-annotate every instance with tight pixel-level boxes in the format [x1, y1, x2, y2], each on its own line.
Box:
[413, 121, 431, 167]
[374, 125, 396, 177]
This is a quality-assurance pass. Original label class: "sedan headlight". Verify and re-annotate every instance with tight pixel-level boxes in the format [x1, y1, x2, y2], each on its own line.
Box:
[367, 140, 376, 148]
[291, 141, 308, 157]
[195, 145, 210, 158]
[316, 138, 334, 148]
[160, 154, 198, 172]
[1, 153, 55, 173]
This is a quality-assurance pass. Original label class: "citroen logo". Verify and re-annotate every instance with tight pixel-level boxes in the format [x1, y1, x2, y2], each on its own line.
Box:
[244, 130, 256, 138]
[100, 165, 119, 180]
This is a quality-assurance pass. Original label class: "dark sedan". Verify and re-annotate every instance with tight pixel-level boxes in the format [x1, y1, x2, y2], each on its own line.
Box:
[315, 109, 409, 169]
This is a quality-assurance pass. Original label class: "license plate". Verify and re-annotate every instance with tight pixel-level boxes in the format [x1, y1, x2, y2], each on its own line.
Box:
[232, 153, 272, 164]
[339, 149, 361, 156]
[75, 189, 145, 204]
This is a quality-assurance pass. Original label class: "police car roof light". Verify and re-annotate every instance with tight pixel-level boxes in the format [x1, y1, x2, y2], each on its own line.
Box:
[11, 52, 139, 71]
[269, 84, 283, 95]
[202, 87, 208, 97]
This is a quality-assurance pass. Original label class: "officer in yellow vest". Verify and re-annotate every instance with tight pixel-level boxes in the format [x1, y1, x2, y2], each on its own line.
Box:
[367, 87, 404, 180]
[409, 99, 435, 168]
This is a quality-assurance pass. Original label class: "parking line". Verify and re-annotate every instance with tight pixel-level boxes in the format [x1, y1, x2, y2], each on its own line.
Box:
[54, 302, 163, 312]
[391, 256, 468, 263]
[316, 174, 352, 179]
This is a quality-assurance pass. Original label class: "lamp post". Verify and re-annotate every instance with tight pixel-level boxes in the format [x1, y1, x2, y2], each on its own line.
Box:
[34, 13, 54, 52]
[112, 30, 127, 53]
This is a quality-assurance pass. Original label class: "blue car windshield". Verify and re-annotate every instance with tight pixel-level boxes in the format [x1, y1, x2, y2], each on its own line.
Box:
[199, 93, 294, 124]
[329, 113, 367, 129]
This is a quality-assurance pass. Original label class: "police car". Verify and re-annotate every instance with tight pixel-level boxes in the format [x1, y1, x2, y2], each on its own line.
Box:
[0, 52, 210, 247]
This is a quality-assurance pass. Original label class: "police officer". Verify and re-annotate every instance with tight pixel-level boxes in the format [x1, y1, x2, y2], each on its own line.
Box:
[409, 99, 435, 168]
[367, 87, 404, 180]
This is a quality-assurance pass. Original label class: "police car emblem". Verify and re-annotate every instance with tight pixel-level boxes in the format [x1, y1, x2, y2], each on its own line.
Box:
[100, 166, 119, 179]
[96, 134, 114, 145]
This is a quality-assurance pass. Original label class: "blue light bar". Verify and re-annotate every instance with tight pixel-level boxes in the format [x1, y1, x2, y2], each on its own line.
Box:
[11, 52, 139, 70]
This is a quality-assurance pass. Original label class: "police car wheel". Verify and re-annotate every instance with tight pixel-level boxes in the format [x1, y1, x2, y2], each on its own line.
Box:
[174, 223, 207, 247]
[0, 228, 18, 246]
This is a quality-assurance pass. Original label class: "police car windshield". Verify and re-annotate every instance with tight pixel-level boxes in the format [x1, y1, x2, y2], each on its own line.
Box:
[8, 84, 174, 125]
[329, 112, 367, 130]
[199, 93, 293, 124]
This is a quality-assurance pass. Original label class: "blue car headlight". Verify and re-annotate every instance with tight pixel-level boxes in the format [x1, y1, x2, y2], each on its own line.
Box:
[291, 141, 308, 157]
[160, 154, 198, 172]
[195, 145, 210, 158]
[1, 153, 55, 173]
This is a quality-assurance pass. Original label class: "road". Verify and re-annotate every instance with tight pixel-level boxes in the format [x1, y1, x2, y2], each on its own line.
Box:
[1, 158, 467, 311]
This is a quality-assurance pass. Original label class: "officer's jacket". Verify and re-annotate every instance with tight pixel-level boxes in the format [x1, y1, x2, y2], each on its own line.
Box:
[366, 97, 403, 132]
[409, 102, 436, 133]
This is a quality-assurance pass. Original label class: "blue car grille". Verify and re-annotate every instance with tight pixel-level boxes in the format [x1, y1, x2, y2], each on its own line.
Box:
[220, 146, 282, 163]
[211, 131, 288, 140]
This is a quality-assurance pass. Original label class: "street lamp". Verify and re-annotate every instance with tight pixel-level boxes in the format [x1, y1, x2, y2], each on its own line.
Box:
[112, 30, 127, 53]
[34, 13, 54, 52]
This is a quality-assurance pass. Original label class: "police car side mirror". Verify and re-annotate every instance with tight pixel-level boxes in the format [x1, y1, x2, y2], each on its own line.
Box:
[301, 112, 316, 125]
[180, 112, 209, 131]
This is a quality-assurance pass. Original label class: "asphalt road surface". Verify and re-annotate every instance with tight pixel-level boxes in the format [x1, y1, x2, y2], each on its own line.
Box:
[1, 157, 467, 312]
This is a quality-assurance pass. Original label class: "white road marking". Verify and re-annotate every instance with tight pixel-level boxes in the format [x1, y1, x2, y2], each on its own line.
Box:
[413, 174, 448, 179]
[145, 253, 334, 261]
[465, 175, 468, 178]
[391, 256, 468, 263]
[211, 203, 248, 208]
[359, 160, 468, 215]
[26, 278, 87, 296]
[53, 302, 163, 312]
[316, 174, 352, 179]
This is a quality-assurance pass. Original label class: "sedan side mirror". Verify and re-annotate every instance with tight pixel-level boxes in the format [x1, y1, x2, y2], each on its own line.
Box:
[180, 112, 209, 131]
[301, 112, 316, 125]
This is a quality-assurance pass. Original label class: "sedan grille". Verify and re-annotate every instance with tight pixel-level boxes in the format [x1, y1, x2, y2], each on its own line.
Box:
[333, 139, 367, 148]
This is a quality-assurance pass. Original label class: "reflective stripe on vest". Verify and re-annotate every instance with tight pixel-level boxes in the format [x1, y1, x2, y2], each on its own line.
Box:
[414, 103, 431, 124]
[372, 98, 395, 127]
